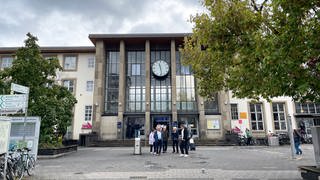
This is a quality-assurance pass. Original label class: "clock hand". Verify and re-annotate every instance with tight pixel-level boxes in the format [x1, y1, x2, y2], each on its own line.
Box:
[159, 63, 162, 74]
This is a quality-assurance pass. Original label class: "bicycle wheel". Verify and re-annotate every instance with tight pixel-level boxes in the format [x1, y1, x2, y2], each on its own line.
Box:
[13, 160, 24, 180]
[26, 156, 35, 176]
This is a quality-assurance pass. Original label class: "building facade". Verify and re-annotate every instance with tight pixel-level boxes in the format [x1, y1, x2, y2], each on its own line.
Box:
[0, 33, 319, 142]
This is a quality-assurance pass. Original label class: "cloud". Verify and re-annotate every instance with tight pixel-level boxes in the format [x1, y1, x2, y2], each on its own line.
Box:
[0, 0, 204, 46]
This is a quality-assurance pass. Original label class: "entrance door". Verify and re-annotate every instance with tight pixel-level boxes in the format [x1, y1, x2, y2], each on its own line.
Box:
[151, 116, 171, 131]
[125, 116, 145, 139]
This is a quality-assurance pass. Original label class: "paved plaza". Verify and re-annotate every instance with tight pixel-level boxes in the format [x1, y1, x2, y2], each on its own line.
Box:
[28, 144, 316, 180]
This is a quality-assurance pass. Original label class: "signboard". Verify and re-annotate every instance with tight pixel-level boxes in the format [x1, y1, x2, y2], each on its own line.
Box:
[207, 119, 220, 129]
[0, 117, 11, 154]
[240, 112, 247, 119]
[0, 95, 27, 114]
[82, 122, 92, 129]
[11, 83, 29, 94]
[239, 119, 243, 124]
[9, 116, 41, 160]
[117, 122, 122, 129]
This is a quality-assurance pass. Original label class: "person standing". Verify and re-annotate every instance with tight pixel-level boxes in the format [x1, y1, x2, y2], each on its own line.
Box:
[149, 128, 155, 154]
[293, 129, 303, 155]
[162, 126, 169, 153]
[245, 128, 253, 145]
[171, 127, 179, 153]
[179, 124, 189, 157]
[154, 125, 163, 155]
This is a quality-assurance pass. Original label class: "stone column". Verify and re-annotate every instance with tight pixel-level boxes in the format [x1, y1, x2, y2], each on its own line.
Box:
[145, 40, 151, 145]
[92, 40, 106, 139]
[118, 40, 126, 139]
[197, 94, 207, 139]
[171, 40, 177, 124]
[219, 90, 231, 138]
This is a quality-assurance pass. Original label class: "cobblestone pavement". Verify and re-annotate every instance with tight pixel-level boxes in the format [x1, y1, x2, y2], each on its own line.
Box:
[27, 144, 316, 180]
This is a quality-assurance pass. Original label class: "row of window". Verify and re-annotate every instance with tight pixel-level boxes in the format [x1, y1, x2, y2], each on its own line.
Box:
[230, 103, 287, 131]
[0, 55, 95, 70]
[63, 80, 94, 93]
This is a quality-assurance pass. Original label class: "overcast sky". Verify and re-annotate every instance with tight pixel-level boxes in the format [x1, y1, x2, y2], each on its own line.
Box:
[0, 0, 204, 47]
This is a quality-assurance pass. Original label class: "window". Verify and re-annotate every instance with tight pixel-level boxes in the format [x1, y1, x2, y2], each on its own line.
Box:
[88, 56, 95, 68]
[1, 56, 13, 68]
[131, 64, 141, 76]
[249, 103, 264, 130]
[105, 50, 119, 114]
[85, 106, 93, 121]
[272, 103, 286, 130]
[176, 51, 197, 112]
[86, 81, 93, 92]
[63, 80, 75, 93]
[126, 50, 145, 113]
[63, 55, 77, 70]
[231, 104, 239, 120]
[204, 94, 219, 114]
[295, 102, 320, 114]
[150, 47, 171, 113]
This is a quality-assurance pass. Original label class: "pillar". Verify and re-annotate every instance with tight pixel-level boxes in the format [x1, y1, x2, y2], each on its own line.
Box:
[92, 40, 106, 139]
[118, 40, 126, 139]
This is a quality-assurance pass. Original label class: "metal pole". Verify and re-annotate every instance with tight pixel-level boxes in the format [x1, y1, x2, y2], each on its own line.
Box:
[287, 115, 296, 159]
[23, 91, 29, 142]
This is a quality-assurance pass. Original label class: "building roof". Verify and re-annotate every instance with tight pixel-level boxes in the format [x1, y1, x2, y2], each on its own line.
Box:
[89, 33, 191, 45]
[0, 46, 95, 54]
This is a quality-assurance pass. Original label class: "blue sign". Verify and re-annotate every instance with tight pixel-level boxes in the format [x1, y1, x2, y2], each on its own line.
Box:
[154, 117, 169, 122]
[172, 121, 178, 127]
[117, 122, 121, 129]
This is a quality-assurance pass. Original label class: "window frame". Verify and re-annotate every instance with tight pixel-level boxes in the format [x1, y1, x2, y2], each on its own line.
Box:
[249, 103, 265, 131]
[63, 54, 78, 71]
[230, 104, 239, 120]
[62, 79, 76, 94]
[272, 102, 287, 131]
[84, 105, 93, 121]
[88, 56, 95, 68]
[1, 55, 14, 69]
[86, 80, 94, 92]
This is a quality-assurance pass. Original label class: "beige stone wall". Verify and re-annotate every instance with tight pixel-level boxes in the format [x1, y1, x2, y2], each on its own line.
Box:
[100, 116, 118, 140]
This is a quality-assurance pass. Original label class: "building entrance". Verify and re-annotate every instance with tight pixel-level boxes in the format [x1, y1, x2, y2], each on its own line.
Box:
[151, 116, 171, 131]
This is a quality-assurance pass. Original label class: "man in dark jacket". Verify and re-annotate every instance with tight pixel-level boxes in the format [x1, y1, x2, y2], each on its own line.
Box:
[179, 124, 189, 157]
[171, 126, 179, 153]
[162, 126, 169, 153]
[154, 125, 163, 155]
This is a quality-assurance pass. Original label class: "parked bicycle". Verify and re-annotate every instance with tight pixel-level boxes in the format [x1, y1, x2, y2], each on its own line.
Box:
[0, 147, 36, 180]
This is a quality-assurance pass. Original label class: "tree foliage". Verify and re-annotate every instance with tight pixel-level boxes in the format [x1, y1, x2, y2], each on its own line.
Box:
[0, 33, 77, 147]
[182, 0, 320, 102]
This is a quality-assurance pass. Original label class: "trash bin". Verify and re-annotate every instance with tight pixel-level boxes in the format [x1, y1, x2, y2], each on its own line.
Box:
[134, 137, 141, 155]
[268, 136, 279, 146]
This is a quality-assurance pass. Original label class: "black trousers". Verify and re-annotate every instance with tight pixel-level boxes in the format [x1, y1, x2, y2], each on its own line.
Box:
[172, 140, 179, 153]
[155, 140, 162, 154]
[180, 140, 188, 155]
[150, 144, 154, 152]
[163, 140, 168, 152]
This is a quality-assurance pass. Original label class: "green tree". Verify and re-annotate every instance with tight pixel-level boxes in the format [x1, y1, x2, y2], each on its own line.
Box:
[182, 0, 320, 102]
[0, 33, 77, 147]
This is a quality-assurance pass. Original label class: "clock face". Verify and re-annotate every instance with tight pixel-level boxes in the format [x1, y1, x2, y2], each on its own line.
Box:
[152, 60, 169, 77]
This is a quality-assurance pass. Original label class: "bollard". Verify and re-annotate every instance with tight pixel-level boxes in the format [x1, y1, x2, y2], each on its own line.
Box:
[311, 126, 320, 168]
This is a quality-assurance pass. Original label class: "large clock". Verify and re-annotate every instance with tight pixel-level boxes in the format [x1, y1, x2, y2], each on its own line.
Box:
[152, 60, 169, 77]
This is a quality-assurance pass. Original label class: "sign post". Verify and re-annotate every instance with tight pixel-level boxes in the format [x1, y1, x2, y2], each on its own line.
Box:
[0, 117, 11, 179]
[287, 115, 296, 159]
[10, 83, 29, 141]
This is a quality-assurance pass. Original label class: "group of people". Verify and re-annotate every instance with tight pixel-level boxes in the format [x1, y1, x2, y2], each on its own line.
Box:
[148, 123, 191, 157]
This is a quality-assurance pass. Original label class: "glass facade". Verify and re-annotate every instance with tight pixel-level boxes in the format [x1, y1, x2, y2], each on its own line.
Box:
[178, 115, 198, 136]
[150, 45, 171, 113]
[105, 46, 120, 114]
[125, 47, 146, 113]
[176, 51, 197, 112]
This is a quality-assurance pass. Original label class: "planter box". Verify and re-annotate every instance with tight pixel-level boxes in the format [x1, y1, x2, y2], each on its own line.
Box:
[299, 166, 320, 180]
[38, 145, 77, 156]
